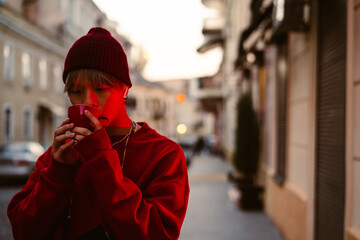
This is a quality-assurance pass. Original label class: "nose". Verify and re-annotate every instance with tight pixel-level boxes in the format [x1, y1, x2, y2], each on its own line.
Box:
[84, 88, 98, 107]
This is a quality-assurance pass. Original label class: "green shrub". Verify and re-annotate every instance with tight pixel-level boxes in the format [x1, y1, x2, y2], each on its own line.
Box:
[233, 92, 260, 181]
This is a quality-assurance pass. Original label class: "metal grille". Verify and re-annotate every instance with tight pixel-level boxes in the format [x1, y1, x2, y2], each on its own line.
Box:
[315, 0, 346, 239]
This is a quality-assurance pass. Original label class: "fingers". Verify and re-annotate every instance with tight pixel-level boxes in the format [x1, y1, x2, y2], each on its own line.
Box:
[59, 118, 70, 127]
[54, 132, 75, 144]
[54, 112, 100, 149]
[53, 138, 75, 163]
[57, 139, 75, 153]
[72, 126, 92, 136]
[85, 110, 102, 131]
[55, 122, 74, 137]
[71, 127, 92, 143]
[52, 119, 76, 163]
[53, 121, 75, 150]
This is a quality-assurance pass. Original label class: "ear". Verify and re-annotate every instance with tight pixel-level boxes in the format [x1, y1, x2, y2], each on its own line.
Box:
[123, 86, 129, 99]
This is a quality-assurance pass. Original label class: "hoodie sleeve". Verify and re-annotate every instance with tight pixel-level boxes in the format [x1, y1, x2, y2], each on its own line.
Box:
[74, 128, 190, 240]
[7, 147, 81, 240]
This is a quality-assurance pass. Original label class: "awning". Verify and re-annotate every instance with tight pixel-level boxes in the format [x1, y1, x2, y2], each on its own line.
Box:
[243, 18, 272, 52]
[234, 2, 273, 68]
[197, 37, 224, 54]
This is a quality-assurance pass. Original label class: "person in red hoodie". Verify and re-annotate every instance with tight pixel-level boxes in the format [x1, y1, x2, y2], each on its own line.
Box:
[7, 27, 190, 240]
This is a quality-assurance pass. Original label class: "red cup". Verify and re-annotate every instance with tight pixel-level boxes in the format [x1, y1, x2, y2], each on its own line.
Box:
[68, 104, 105, 131]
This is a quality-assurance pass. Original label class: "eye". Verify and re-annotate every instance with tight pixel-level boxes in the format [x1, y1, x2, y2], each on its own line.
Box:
[68, 89, 82, 95]
[95, 86, 110, 93]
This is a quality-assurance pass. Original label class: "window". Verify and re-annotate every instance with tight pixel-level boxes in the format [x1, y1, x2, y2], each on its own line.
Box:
[152, 98, 165, 120]
[3, 43, 14, 81]
[2, 104, 14, 141]
[53, 64, 62, 92]
[21, 51, 33, 87]
[23, 107, 32, 140]
[39, 58, 48, 90]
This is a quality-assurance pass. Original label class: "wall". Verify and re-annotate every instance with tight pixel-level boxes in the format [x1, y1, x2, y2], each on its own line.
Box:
[264, 27, 317, 240]
[346, 0, 360, 239]
[263, 38, 309, 239]
[265, 180, 307, 240]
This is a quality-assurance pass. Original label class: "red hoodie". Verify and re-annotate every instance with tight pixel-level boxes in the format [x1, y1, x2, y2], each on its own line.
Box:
[7, 122, 189, 240]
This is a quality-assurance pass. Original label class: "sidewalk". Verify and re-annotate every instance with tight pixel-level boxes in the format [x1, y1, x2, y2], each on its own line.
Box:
[179, 153, 284, 240]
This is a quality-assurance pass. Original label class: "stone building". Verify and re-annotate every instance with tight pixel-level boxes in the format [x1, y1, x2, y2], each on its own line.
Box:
[127, 70, 177, 138]
[0, 0, 69, 147]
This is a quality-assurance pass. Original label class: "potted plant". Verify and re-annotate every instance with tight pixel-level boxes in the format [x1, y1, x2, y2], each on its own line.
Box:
[232, 91, 263, 210]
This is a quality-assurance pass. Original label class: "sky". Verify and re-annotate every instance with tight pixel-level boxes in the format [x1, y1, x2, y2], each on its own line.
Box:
[92, 0, 223, 81]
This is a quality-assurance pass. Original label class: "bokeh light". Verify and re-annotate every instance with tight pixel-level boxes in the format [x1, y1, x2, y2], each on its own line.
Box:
[176, 124, 187, 134]
[176, 93, 186, 103]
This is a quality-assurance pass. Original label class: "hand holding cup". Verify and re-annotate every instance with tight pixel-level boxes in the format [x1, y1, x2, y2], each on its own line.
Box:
[68, 104, 107, 144]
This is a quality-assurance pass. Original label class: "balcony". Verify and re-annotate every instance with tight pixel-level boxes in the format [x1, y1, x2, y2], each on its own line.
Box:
[197, 18, 224, 53]
[191, 71, 223, 104]
[197, 0, 225, 54]
[196, 0, 224, 114]
[202, 17, 224, 35]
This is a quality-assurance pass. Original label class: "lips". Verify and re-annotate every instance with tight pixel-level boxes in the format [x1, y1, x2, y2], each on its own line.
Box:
[99, 116, 109, 128]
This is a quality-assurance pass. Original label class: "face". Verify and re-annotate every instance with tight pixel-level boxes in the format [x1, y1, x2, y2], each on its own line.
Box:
[67, 77, 127, 127]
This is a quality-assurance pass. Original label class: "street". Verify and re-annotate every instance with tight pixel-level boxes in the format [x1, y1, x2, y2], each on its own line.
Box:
[0, 183, 21, 240]
[0, 154, 283, 240]
[179, 154, 283, 240]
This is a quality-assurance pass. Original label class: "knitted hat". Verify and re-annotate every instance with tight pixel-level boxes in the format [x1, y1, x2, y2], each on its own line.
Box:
[62, 27, 132, 87]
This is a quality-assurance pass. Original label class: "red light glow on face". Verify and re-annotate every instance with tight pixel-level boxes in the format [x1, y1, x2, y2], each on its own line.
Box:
[68, 77, 130, 128]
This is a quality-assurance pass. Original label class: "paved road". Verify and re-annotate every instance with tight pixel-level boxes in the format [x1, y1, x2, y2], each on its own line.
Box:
[0, 182, 22, 240]
[179, 153, 284, 240]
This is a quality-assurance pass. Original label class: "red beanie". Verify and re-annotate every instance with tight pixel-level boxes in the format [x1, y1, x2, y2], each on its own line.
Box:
[62, 27, 132, 88]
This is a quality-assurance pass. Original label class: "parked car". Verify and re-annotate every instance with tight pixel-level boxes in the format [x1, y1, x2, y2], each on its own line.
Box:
[0, 141, 45, 179]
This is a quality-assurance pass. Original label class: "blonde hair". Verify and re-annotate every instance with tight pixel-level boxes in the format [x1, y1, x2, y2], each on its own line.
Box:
[64, 69, 121, 93]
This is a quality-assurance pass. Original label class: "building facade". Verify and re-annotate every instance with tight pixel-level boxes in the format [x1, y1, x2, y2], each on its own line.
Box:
[0, 1, 68, 147]
[127, 71, 178, 138]
[0, 0, 113, 147]
[199, 0, 360, 239]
